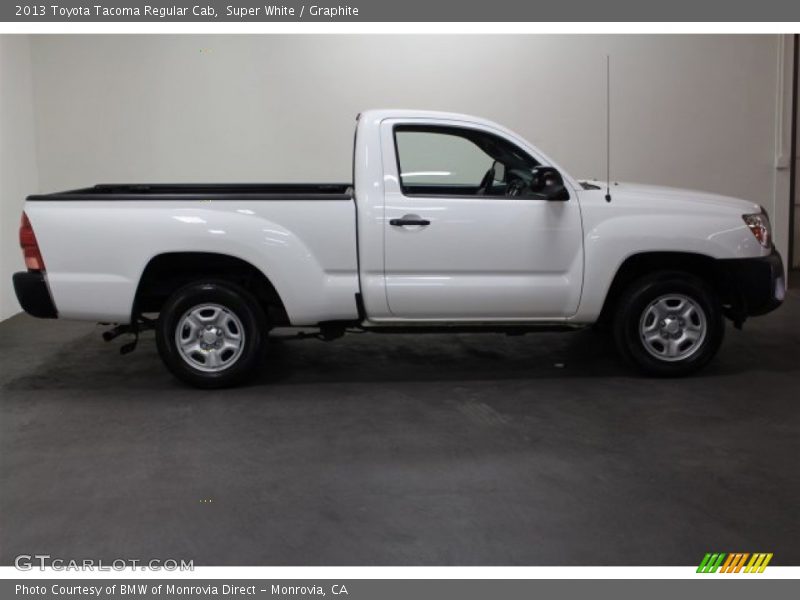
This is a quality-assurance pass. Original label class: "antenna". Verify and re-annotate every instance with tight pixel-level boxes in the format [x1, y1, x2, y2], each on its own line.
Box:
[605, 54, 612, 203]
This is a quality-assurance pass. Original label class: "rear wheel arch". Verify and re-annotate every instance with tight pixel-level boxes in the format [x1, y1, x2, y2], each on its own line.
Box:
[133, 252, 289, 326]
[156, 280, 268, 388]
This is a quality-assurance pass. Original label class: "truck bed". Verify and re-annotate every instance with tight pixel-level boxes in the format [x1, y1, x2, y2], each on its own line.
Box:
[27, 183, 353, 201]
[23, 182, 359, 325]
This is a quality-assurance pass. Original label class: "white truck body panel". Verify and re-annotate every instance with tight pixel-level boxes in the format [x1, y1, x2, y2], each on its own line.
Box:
[26, 199, 360, 323]
[375, 116, 584, 321]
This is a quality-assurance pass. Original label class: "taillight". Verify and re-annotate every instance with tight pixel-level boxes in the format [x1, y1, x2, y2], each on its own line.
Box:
[19, 212, 45, 271]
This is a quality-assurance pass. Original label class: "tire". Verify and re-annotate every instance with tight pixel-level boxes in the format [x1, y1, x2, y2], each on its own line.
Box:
[613, 271, 724, 376]
[156, 281, 268, 388]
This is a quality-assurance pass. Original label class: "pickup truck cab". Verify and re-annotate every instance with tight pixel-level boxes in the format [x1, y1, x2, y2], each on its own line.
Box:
[13, 110, 785, 388]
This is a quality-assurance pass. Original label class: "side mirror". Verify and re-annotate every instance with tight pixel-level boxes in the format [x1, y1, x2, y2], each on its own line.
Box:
[531, 166, 569, 201]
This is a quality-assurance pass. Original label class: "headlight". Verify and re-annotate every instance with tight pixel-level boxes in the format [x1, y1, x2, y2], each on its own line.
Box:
[742, 212, 771, 248]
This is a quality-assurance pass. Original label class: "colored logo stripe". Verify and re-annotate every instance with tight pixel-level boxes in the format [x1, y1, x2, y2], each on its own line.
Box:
[697, 553, 726, 573]
[720, 553, 748, 573]
[697, 552, 773, 573]
[745, 553, 773, 573]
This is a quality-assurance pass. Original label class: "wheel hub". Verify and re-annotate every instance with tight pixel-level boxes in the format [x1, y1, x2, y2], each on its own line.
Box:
[175, 303, 245, 373]
[640, 294, 707, 362]
[201, 327, 221, 346]
[662, 316, 681, 336]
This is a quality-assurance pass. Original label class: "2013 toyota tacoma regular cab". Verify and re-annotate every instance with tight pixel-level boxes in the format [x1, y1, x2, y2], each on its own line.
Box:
[13, 110, 785, 388]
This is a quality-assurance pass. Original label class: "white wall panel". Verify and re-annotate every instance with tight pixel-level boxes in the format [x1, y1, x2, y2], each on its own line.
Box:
[0, 36, 38, 320]
[0, 34, 791, 320]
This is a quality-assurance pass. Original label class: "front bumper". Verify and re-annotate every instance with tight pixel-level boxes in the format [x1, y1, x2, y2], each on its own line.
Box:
[718, 251, 785, 318]
[13, 271, 57, 318]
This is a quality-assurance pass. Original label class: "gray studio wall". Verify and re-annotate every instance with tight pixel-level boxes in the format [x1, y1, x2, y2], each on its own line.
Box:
[0, 36, 38, 321]
[0, 34, 793, 320]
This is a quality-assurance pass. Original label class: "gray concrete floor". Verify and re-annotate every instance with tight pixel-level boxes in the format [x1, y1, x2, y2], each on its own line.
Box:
[1, 293, 799, 566]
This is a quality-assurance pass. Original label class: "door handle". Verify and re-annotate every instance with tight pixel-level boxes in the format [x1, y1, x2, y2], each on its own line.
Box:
[390, 216, 431, 227]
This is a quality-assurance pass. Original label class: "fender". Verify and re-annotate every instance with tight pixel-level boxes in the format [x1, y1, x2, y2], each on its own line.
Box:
[572, 191, 770, 322]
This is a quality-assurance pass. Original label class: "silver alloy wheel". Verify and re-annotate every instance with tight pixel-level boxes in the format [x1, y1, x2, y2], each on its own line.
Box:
[175, 303, 246, 373]
[639, 293, 707, 362]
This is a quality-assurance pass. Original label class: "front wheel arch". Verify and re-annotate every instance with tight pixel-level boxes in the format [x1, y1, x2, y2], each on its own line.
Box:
[613, 270, 725, 376]
[597, 251, 738, 328]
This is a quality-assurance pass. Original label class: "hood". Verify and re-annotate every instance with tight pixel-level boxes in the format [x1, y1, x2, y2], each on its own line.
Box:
[581, 180, 762, 214]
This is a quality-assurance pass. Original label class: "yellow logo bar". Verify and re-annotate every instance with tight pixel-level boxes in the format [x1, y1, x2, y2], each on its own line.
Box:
[744, 553, 773, 573]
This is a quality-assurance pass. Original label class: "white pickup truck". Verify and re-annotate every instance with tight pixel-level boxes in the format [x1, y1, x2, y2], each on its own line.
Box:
[13, 110, 785, 388]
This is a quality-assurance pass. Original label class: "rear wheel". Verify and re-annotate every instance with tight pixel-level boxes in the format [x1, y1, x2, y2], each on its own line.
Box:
[156, 281, 267, 388]
[613, 271, 724, 376]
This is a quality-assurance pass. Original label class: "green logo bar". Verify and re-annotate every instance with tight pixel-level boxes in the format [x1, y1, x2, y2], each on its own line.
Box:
[697, 553, 727, 573]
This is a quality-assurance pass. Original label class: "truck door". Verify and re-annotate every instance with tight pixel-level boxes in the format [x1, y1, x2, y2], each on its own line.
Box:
[380, 119, 584, 321]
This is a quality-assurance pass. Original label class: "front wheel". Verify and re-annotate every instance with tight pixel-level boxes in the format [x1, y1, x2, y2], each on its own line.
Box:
[156, 281, 267, 388]
[613, 271, 724, 376]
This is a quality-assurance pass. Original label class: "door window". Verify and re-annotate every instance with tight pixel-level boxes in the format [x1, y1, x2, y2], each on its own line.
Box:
[394, 125, 546, 198]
